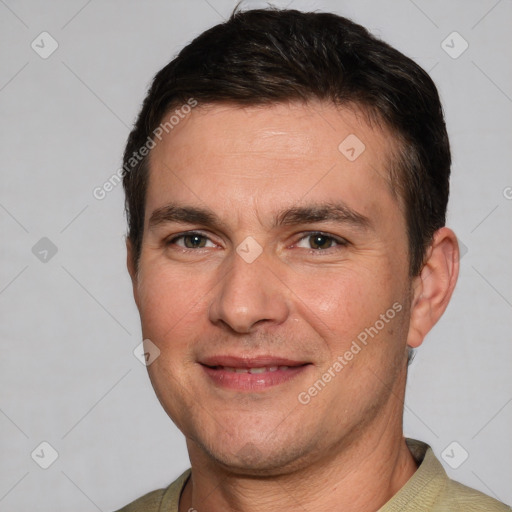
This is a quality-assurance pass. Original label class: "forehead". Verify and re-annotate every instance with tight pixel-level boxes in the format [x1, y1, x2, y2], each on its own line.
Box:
[146, 101, 401, 226]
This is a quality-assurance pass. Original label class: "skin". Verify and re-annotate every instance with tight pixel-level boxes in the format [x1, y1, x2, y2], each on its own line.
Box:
[127, 101, 459, 512]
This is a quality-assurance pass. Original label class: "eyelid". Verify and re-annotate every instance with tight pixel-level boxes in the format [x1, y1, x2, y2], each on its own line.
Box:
[293, 231, 349, 249]
[166, 230, 218, 248]
[165, 230, 348, 250]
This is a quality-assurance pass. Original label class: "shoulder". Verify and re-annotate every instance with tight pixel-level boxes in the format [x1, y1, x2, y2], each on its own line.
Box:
[436, 478, 512, 511]
[381, 440, 511, 511]
[113, 469, 191, 512]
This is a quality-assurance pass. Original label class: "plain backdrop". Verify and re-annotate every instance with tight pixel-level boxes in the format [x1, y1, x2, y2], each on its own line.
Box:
[1, 0, 511, 510]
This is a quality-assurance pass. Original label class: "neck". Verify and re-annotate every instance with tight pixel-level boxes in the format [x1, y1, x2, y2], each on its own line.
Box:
[179, 403, 418, 512]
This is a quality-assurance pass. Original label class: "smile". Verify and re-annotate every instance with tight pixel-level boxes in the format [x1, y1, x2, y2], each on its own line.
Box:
[210, 365, 290, 373]
[200, 357, 311, 391]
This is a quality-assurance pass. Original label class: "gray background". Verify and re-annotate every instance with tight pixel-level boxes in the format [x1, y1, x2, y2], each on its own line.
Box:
[1, 0, 511, 510]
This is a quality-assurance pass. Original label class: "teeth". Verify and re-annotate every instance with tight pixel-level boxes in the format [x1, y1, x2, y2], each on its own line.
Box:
[248, 367, 266, 374]
[217, 365, 290, 373]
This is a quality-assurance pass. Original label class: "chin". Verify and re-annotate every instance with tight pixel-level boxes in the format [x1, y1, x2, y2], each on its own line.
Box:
[208, 446, 297, 476]
[192, 425, 317, 477]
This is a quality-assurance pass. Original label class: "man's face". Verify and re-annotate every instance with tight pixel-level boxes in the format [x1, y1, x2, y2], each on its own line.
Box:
[129, 101, 414, 473]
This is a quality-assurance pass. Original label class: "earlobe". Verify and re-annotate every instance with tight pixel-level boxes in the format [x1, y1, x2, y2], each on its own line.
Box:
[407, 227, 460, 348]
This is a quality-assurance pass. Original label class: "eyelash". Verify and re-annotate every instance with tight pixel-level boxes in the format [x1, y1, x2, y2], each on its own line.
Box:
[166, 231, 348, 252]
[167, 231, 216, 249]
[295, 232, 348, 252]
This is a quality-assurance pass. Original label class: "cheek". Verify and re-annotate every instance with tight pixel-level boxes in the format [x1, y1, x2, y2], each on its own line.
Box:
[136, 266, 207, 416]
[287, 263, 404, 356]
[135, 262, 207, 345]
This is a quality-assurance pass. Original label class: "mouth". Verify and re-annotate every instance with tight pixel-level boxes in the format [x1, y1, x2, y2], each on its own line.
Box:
[207, 365, 294, 373]
[199, 356, 311, 391]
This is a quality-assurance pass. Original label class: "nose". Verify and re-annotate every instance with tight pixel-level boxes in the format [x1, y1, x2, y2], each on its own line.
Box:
[208, 249, 290, 334]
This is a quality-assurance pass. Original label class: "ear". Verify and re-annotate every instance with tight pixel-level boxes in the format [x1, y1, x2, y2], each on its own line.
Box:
[407, 227, 460, 348]
[126, 237, 140, 309]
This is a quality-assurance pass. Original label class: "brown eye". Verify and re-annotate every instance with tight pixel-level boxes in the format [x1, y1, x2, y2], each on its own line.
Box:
[168, 232, 214, 249]
[295, 232, 347, 251]
[309, 234, 335, 250]
[183, 234, 207, 248]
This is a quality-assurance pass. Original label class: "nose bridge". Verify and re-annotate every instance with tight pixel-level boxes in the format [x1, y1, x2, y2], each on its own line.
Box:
[209, 247, 289, 333]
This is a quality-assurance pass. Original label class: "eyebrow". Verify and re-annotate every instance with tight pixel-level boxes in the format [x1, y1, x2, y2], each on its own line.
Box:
[148, 204, 219, 230]
[148, 202, 371, 231]
[275, 203, 371, 230]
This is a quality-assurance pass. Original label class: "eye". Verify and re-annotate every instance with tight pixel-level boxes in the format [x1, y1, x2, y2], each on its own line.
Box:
[168, 232, 216, 249]
[295, 232, 346, 250]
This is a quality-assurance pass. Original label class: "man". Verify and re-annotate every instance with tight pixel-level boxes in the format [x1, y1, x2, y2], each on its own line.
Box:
[117, 8, 510, 512]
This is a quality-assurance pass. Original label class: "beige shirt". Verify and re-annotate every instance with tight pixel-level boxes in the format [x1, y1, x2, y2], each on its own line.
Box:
[115, 439, 511, 511]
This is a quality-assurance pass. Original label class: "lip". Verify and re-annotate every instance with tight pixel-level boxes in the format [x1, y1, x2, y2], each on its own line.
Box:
[200, 355, 311, 391]
[201, 355, 308, 368]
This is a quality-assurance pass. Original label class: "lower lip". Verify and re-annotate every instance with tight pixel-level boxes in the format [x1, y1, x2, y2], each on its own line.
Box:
[201, 365, 310, 391]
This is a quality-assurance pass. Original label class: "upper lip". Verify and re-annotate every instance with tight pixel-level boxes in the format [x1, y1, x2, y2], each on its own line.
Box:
[200, 355, 309, 368]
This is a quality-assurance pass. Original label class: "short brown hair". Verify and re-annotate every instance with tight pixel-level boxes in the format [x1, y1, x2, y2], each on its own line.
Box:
[123, 8, 451, 276]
